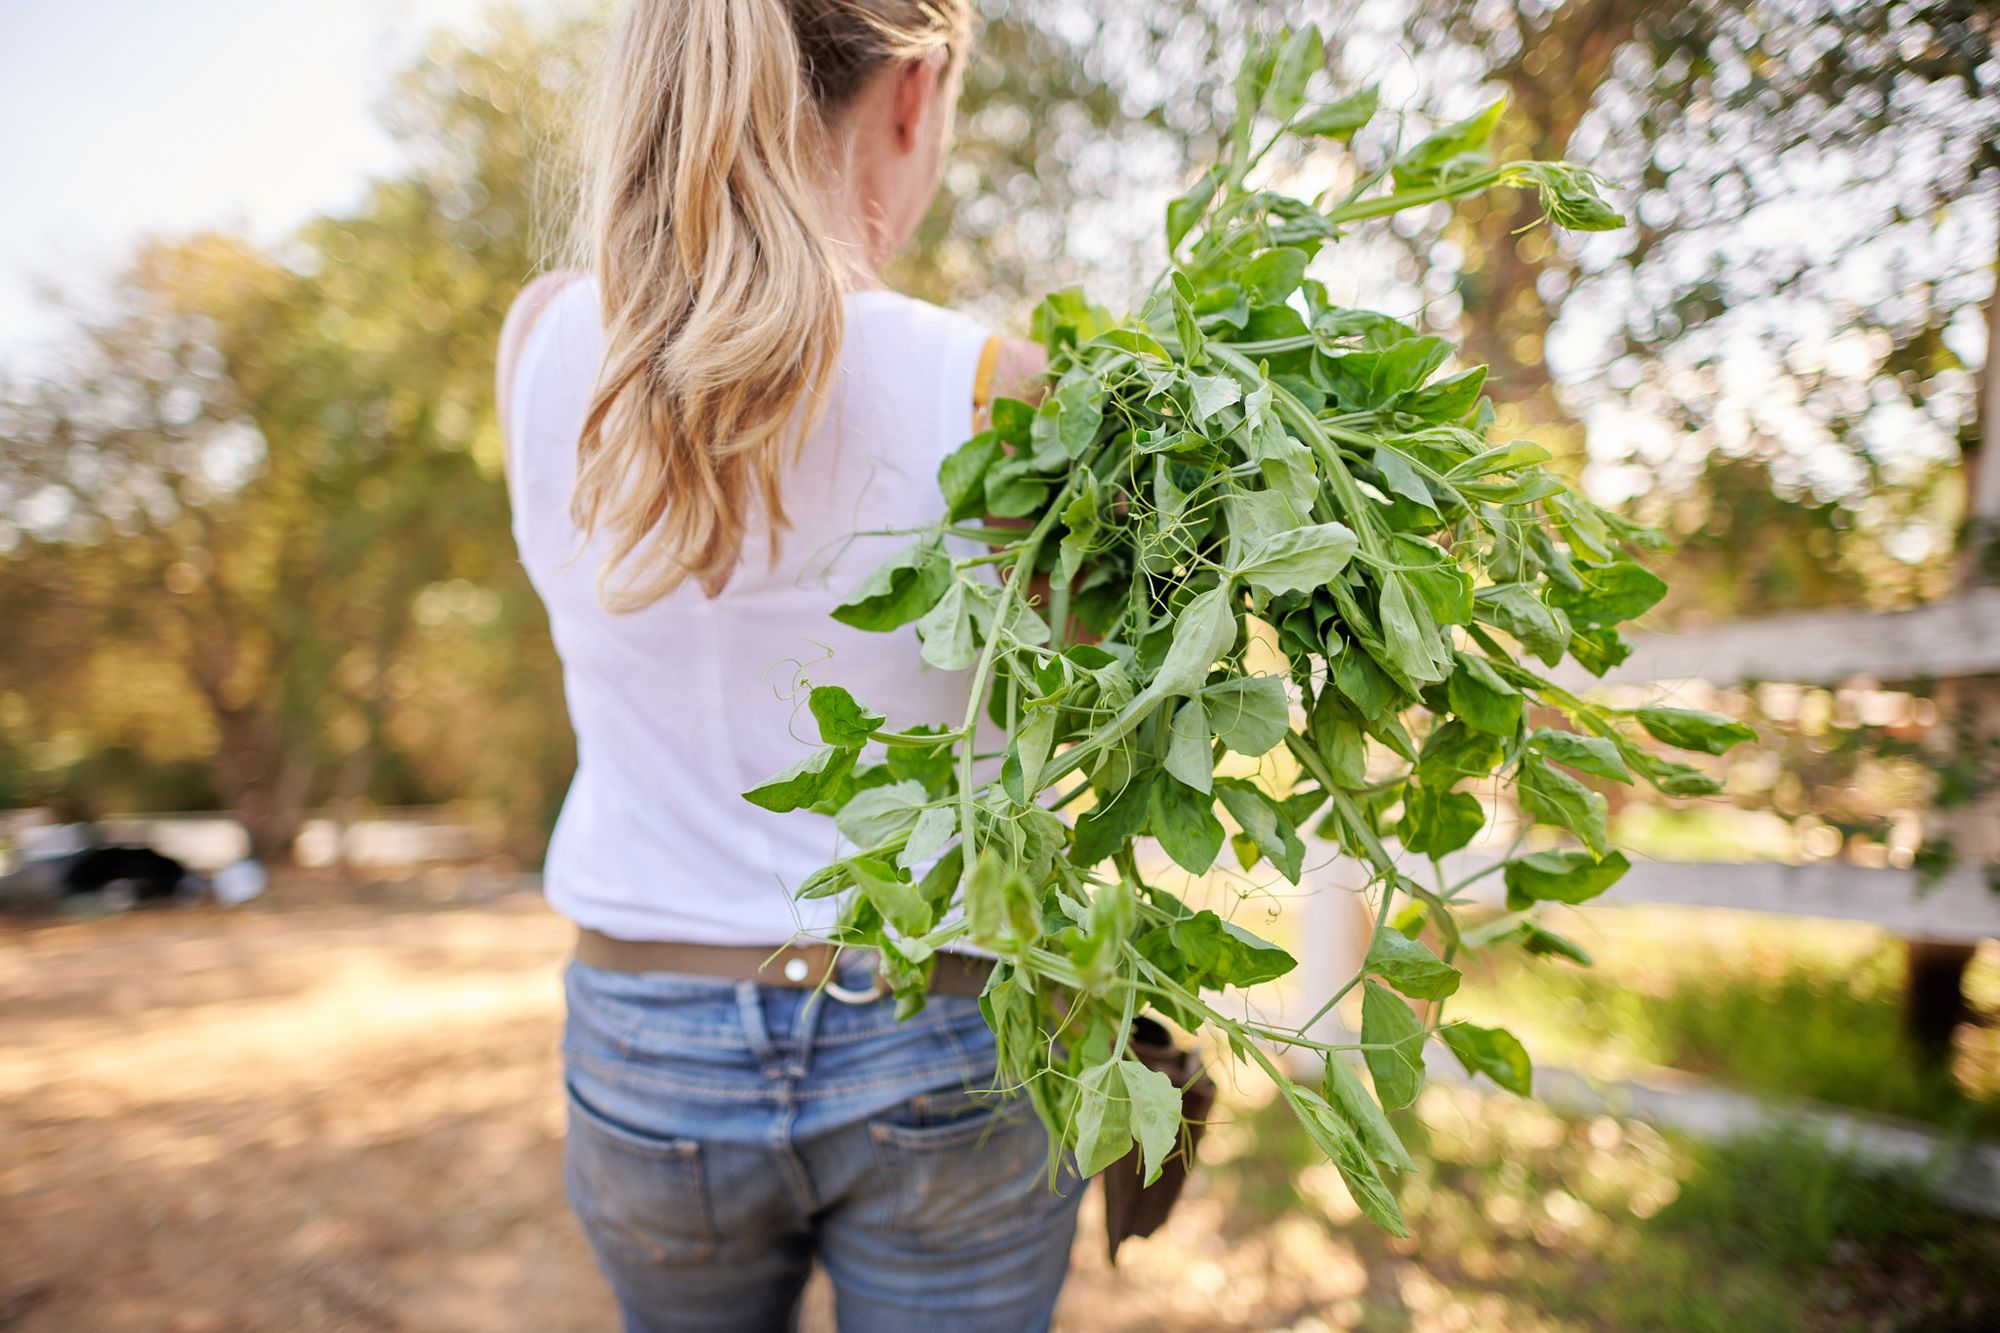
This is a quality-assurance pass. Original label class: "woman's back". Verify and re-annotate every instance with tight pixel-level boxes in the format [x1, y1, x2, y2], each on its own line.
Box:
[506, 274, 994, 945]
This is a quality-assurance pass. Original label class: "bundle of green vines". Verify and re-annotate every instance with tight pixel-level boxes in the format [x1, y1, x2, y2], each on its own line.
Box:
[743, 26, 1754, 1235]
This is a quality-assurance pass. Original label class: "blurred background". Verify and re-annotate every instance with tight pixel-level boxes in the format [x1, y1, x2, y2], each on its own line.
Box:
[2, 1, 1997, 1328]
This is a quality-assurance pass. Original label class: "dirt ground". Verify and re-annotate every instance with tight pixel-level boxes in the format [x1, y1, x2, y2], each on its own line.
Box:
[0, 883, 1362, 1332]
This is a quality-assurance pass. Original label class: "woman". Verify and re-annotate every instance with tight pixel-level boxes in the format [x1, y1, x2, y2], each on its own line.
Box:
[494, 2, 1081, 1329]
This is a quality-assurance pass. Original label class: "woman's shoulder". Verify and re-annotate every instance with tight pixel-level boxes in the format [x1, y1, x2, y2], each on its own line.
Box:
[842, 285, 987, 342]
[841, 288, 1045, 417]
[497, 269, 595, 442]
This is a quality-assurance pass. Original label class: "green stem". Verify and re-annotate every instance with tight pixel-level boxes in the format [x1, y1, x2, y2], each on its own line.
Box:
[1322, 166, 1509, 226]
[954, 462, 1096, 881]
[870, 726, 967, 748]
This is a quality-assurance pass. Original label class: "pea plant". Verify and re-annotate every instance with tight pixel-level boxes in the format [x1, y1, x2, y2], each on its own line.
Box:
[744, 26, 1754, 1234]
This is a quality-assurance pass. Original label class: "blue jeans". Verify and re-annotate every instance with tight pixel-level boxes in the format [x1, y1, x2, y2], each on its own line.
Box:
[560, 954, 1085, 1332]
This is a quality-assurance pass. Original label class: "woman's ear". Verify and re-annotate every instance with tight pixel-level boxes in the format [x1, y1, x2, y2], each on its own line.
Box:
[890, 51, 945, 153]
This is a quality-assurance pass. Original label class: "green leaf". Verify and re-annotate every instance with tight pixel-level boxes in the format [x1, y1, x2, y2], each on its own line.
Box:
[982, 459, 1049, 518]
[1324, 336, 1453, 409]
[1392, 97, 1506, 189]
[1188, 373, 1242, 429]
[885, 726, 956, 794]
[1264, 24, 1324, 122]
[1012, 705, 1059, 802]
[1439, 1022, 1532, 1095]
[1167, 166, 1223, 252]
[1149, 776, 1225, 874]
[1627, 747, 1725, 797]
[1365, 928, 1461, 1000]
[1168, 909, 1297, 988]
[938, 431, 1001, 521]
[1372, 446, 1437, 513]
[1095, 327, 1173, 362]
[963, 847, 1008, 944]
[833, 540, 949, 632]
[1313, 700, 1368, 787]
[1360, 979, 1425, 1109]
[834, 779, 928, 848]
[807, 685, 883, 748]
[1232, 522, 1359, 597]
[1509, 161, 1626, 231]
[1229, 37, 1275, 160]
[1636, 706, 1757, 756]
[1475, 582, 1572, 666]
[1417, 718, 1504, 789]
[1528, 727, 1631, 783]
[1522, 923, 1594, 965]
[1054, 370, 1106, 458]
[1516, 756, 1610, 858]
[1240, 248, 1309, 305]
[1059, 489, 1099, 586]
[1396, 782, 1485, 859]
[1321, 1054, 1414, 1173]
[1445, 651, 1522, 738]
[1333, 643, 1399, 721]
[1569, 626, 1635, 677]
[849, 857, 932, 938]
[1378, 571, 1449, 683]
[1121, 1060, 1183, 1187]
[1074, 1059, 1135, 1178]
[1547, 560, 1667, 629]
[1165, 696, 1214, 794]
[989, 397, 1034, 446]
[1153, 585, 1237, 698]
[1214, 779, 1306, 883]
[1202, 675, 1290, 757]
[742, 744, 858, 813]
[915, 580, 976, 671]
[1071, 770, 1154, 867]
[1293, 85, 1378, 140]
[1170, 271, 1207, 367]
[897, 804, 958, 872]
[1287, 1087, 1409, 1236]
[1503, 848, 1630, 908]
[1447, 438, 1550, 481]
[1400, 365, 1487, 422]
[1030, 286, 1110, 353]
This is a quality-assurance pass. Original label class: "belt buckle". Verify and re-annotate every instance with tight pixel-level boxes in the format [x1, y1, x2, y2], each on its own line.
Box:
[823, 951, 888, 1005]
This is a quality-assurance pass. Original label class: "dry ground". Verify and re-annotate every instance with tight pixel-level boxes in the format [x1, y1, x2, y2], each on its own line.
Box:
[0, 884, 1369, 1333]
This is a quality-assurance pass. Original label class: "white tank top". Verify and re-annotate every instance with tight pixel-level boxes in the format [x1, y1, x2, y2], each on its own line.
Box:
[507, 276, 997, 945]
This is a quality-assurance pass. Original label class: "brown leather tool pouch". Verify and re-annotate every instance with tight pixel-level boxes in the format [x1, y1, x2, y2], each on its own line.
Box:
[1101, 1014, 1217, 1262]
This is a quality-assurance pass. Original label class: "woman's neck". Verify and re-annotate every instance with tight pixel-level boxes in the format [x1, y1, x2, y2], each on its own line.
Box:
[813, 133, 890, 291]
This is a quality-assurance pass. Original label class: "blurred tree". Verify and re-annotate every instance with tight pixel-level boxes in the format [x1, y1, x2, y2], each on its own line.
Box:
[0, 8, 595, 860]
[1373, 0, 1998, 615]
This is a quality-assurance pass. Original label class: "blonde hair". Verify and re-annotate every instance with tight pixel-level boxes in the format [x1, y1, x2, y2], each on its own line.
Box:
[569, 0, 971, 608]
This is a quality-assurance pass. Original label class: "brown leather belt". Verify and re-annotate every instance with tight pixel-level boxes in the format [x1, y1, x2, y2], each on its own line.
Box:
[573, 927, 995, 1001]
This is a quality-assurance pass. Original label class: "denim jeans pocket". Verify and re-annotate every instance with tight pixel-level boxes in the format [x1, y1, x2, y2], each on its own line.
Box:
[563, 1074, 720, 1267]
[866, 1080, 1072, 1248]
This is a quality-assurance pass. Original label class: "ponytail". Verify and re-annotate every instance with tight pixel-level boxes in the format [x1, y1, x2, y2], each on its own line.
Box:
[569, 0, 970, 608]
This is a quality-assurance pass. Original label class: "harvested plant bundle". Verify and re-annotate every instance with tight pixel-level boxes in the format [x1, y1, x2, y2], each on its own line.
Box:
[744, 25, 1753, 1234]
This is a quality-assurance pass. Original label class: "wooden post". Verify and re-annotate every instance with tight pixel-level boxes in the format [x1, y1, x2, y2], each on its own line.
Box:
[1910, 676, 1996, 1054]
[1908, 228, 2000, 1053]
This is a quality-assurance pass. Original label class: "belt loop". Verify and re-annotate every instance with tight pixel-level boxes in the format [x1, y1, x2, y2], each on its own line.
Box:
[791, 975, 827, 1082]
[735, 979, 776, 1068]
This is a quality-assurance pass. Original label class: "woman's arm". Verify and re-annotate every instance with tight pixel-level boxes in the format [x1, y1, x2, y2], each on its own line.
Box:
[495, 268, 587, 466]
[971, 336, 1048, 435]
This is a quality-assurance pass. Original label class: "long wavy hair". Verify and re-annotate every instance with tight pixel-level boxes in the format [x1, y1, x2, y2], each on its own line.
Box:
[566, 0, 972, 609]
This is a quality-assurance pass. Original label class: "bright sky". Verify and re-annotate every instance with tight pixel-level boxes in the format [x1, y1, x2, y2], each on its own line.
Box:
[0, 0, 570, 369]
